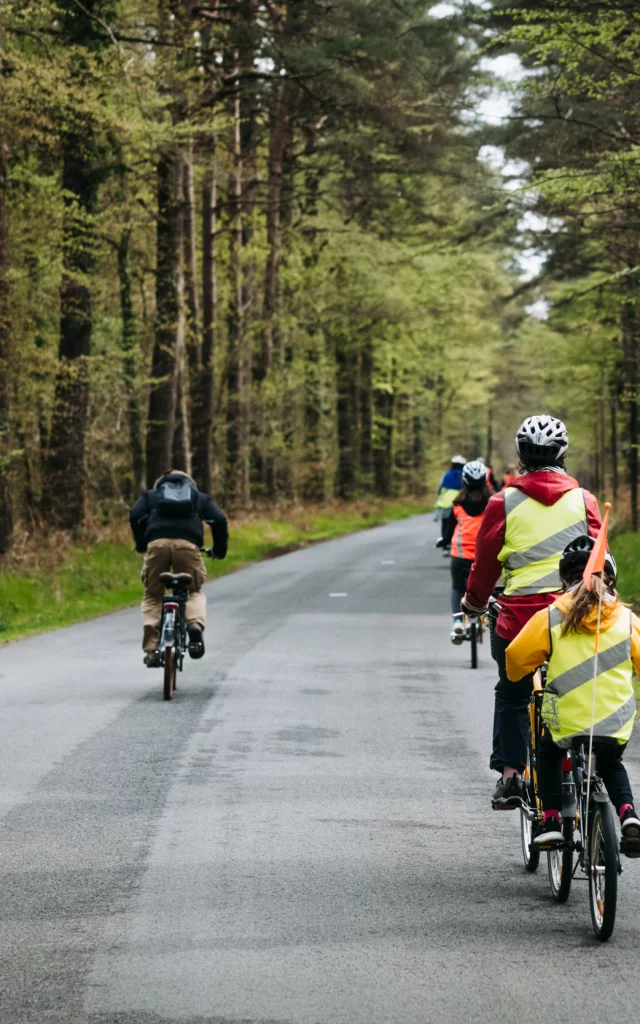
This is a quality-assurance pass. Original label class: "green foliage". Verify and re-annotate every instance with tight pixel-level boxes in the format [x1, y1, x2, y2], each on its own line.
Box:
[0, 499, 427, 641]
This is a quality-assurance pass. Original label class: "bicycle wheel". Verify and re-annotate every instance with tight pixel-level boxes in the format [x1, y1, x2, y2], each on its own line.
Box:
[470, 621, 478, 669]
[548, 818, 573, 903]
[163, 645, 176, 701]
[588, 802, 618, 941]
[521, 766, 540, 873]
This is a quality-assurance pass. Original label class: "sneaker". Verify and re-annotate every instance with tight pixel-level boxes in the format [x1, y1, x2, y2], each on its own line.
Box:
[188, 625, 205, 660]
[491, 774, 523, 810]
[533, 816, 564, 847]
[620, 807, 640, 858]
[451, 613, 465, 646]
[144, 650, 161, 668]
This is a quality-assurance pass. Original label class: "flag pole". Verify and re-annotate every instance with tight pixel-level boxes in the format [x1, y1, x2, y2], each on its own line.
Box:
[584, 501, 611, 850]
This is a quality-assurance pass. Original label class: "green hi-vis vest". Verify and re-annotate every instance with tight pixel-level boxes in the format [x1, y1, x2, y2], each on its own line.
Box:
[499, 486, 589, 597]
[542, 604, 635, 748]
[435, 487, 460, 510]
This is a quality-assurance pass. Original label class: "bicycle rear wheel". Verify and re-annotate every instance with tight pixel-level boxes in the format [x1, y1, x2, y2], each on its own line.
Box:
[163, 645, 177, 701]
[548, 818, 573, 903]
[470, 621, 478, 669]
[589, 802, 618, 941]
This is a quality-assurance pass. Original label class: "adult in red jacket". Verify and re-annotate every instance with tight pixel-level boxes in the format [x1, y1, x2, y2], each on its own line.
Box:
[461, 416, 601, 810]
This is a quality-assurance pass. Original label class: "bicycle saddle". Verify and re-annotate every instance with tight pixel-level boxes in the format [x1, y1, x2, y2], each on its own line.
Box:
[159, 572, 192, 586]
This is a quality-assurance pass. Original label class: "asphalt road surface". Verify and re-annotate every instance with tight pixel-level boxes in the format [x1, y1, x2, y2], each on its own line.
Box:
[2, 513, 640, 1024]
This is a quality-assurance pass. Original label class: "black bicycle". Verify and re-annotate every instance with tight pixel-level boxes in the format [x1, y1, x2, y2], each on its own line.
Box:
[158, 547, 213, 701]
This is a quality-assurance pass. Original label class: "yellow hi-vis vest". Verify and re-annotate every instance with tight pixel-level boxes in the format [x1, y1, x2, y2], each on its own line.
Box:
[499, 486, 589, 597]
[435, 487, 459, 510]
[542, 604, 635, 748]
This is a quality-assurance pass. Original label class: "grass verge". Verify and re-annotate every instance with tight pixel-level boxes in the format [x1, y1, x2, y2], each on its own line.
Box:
[610, 531, 640, 610]
[0, 498, 428, 644]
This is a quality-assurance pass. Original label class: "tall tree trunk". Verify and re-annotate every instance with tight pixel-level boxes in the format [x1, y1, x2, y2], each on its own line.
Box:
[0, 37, 11, 552]
[45, 137, 96, 528]
[117, 227, 145, 493]
[610, 389, 619, 501]
[146, 149, 183, 484]
[172, 254, 191, 473]
[336, 342, 357, 499]
[192, 131, 217, 492]
[359, 338, 374, 492]
[261, 79, 297, 378]
[225, 62, 245, 504]
[623, 273, 639, 531]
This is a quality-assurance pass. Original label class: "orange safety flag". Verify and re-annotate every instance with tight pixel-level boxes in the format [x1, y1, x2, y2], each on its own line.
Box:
[582, 502, 611, 587]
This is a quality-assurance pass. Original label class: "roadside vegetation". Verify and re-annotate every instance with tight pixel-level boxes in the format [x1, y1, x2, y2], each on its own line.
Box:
[0, 499, 426, 643]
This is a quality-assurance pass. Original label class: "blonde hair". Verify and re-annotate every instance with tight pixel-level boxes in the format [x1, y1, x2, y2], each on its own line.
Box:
[560, 573, 622, 636]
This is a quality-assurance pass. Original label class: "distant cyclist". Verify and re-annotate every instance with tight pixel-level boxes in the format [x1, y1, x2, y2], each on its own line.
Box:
[502, 463, 519, 489]
[435, 454, 466, 549]
[442, 461, 491, 644]
[461, 416, 601, 809]
[475, 456, 501, 494]
[130, 470, 228, 666]
[507, 536, 640, 855]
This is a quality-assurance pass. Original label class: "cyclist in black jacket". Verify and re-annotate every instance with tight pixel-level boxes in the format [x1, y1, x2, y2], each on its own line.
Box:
[130, 470, 228, 666]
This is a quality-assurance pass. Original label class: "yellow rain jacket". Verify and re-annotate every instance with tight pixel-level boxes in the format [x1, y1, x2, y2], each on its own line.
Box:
[507, 592, 640, 748]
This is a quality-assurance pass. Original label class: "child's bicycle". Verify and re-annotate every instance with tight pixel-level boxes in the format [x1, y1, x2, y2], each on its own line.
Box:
[520, 667, 625, 942]
[157, 547, 213, 701]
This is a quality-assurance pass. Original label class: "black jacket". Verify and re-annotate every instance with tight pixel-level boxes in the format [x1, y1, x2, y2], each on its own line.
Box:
[129, 473, 228, 556]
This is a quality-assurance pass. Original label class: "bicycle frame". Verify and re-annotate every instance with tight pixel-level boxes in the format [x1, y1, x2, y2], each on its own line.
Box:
[159, 584, 189, 670]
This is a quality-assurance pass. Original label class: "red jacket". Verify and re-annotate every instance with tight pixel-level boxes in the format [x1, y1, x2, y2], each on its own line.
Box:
[465, 472, 602, 641]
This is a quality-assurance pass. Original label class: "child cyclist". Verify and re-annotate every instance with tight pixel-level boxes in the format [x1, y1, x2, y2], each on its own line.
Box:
[506, 535, 640, 855]
[443, 460, 491, 644]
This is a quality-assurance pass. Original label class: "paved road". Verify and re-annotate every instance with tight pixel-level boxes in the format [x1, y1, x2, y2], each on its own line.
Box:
[2, 514, 640, 1024]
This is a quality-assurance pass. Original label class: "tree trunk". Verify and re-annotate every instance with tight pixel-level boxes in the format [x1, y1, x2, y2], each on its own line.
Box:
[146, 148, 184, 485]
[610, 390, 619, 501]
[623, 273, 639, 531]
[336, 342, 357, 499]
[45, 135, 96, 528]
[225, 63, 245, 504]
[261, 79, 297, 379]
[359, 338, 374, 492]
[0, 41, 11, 552]
[117, 228, 145, 493]
[192, 131, 217, 493]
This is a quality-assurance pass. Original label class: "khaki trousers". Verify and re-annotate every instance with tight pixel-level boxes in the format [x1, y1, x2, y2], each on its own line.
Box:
[141, 538, 207, 651]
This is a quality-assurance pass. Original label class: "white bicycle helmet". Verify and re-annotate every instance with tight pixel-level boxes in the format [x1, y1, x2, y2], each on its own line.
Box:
[451, 454, 466, 466]
[515, 415, 568, 464]
[462, 460, 488, 486]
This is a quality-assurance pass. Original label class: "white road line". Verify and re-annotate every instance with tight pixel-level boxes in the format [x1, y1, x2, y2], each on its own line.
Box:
[381, 560, 395, 565]
[329, 592, 348, 598]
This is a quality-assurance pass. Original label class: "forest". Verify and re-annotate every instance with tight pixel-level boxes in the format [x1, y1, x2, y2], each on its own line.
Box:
[0, 0, 638, 555]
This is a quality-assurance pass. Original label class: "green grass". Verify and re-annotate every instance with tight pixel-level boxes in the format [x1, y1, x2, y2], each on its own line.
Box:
[610, 531, 640, 610]
[0, 498, 428, 644]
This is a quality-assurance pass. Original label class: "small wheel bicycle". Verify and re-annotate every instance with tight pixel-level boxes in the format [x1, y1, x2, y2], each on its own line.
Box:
[157, 547, 213, 701]
[520, 667, 621, 940]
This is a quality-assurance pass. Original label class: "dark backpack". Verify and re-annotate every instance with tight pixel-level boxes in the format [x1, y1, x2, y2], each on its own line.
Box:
[155, 478, 198, 518]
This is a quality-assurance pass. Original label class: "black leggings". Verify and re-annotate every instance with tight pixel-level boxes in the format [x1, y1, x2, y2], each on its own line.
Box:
[450, 556, 472, 614]
[538, 732, 633, 814]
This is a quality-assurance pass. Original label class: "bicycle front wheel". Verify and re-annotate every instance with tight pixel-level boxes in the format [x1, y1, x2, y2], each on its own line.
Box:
[163, 645, 177, 701]
[589, 803, 618, 941]
[470, 621, 478, 669]
[521, 767, 540, 873]
[548, 818, 573, 903]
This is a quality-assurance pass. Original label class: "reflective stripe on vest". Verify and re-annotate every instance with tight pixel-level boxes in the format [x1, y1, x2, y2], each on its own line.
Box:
[451, 507, 482, 560]
[498, 487, 589, 597]
[435, 487, 460, 510]
[542, 604, 635, 748]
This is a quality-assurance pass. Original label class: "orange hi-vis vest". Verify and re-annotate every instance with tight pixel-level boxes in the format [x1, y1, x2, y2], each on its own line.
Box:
[451, 506, 482, 560]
